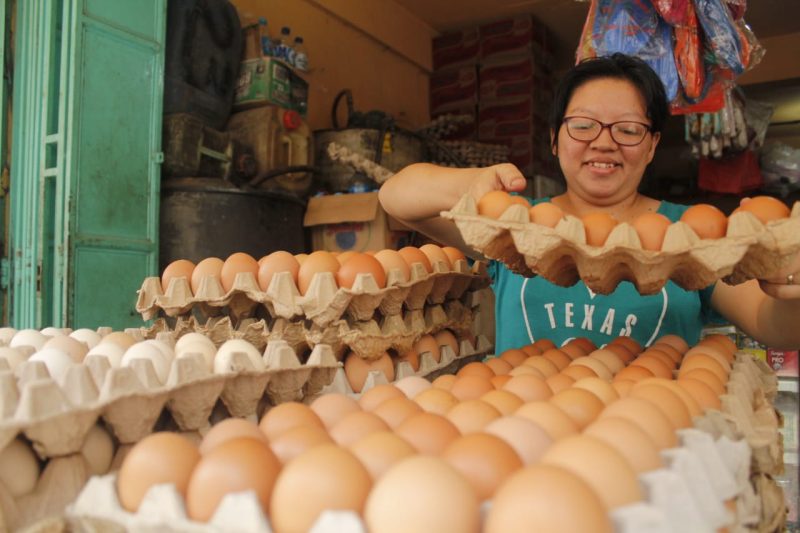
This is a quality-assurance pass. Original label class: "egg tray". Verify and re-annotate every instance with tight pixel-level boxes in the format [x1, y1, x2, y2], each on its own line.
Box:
[441, 195, 800, 295]
[136, 259, 490, 328]
[0, 339, 340, 461]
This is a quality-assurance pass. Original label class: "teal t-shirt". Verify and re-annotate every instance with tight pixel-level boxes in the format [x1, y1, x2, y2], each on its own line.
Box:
[488, 198, 721, 353]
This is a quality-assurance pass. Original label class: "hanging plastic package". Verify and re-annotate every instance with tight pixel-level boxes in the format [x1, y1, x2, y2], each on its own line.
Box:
[576, 0, 680, 102]
[576, 0, 600, 61]
[694, 0, 744, 74]
[724, 0, 747, 21]
[652, 0, 690, 26]
[734, 19, 765, 73]
[673, 0, 704, 100]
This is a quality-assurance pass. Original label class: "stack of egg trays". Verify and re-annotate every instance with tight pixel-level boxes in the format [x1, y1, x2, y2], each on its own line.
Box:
[136, 259, 491, 361]
[62, 351, 781, 533]
[442, 194, 800, 295]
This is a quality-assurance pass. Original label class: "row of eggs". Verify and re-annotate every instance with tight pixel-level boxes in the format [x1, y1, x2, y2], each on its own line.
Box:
[478, 191, 792, 249]
[161, 245, 468, 297]
[111, 332, 736, 533]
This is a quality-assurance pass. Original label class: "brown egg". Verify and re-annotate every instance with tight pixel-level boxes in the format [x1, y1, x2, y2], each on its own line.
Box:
[515, 401, 579, 440]
[330, 410, 391, 447]
[613, 365, 655, 383]
[629, 384, 692, 429]
[588, 349, 624, 374]
[700, 333, 737, 359]
[640, 348, 676, 370]
[652, 342, 683, 365]
[397, 246, 432, 273]
[486, 464, 612, 533]
[485, 356, 513, 376]
[161, 259, 195, 292]
[581, 212, 618, 247]
[502, 374, 552, 402]
[269, 424, 333, 464]
[297, 251, 340, 295]
[678, 354, 727, 383]
[414, 334, 441, 363]
[529, 202, 564, 228]
[364, 456, 480, 533]
[735, 195, 790, 223]
[558, 343, 586, 361]
[441, 246, 467, 266]
[396, 346, 420, 371]
[655, 334, 689, 355]
[610, 336, 642, 355]
[480, 389, 524, 415]
[257, 251, 300, 292]
[349, 431, 416, 481]
[508, 365, 544, 379]
[541, 349, 572, 370]
[484, 416, 554, 465]
[446, 400, 501, 433]
[572, 377, 620, 405]
[570, 337, 598, 354]
[344, 351, 395, 393]
[117, 432, 201, 512]
[600, 397, 677, 449]
[450, 375, 495, 401]
[259, 402, 325, 440]
[684, 347, 731, 373]
[413, 387, 458, 415]
[372, 396, 423, 428]
[457, 361, 494, 380]
[680, 204, 728, 239]
[531, 338, 557, 352]
[523, 356, 559, 378]
[199, 418, 268, 455]
[478, 190, 528, 219]
[335, 250, 358, 265]
[676, 378, 722, 411]
[191, 257, 224, 294]
[419, 243, 452, 271]
[186, 437, 280, 522]
[337, 253, 387, 289]
[395, 412, 461, 455]
[373, 249, 411, 284]
[549, 388, 604, 429]
[603, 342, 635, 364]
[270, 444, 372, 533]
[99, 331, 137, 350]
[636, 377, 703, 418]
[546, 373, 575, 394]
[679, 368, 726, 395]
[442, 433, 523, 501]
[309, 393, 362, 429]
[520, 344, 542, 357]
[294, 253, 308, 265]
[393, 376, 431, 399]
[559, 364, 597, 382]
[491, 374, 512, 389]
[434, 329, 460, 357]
[632, 212, 672, 251]
[630, 355, 672, 379]
[431, 374, 456, 391]
[220, 252, 259, 292]
[584, 417, 663, 473]
[358, 383, 405, 411]
[612, 380, 635, 397]
[568, 357, 612, 380]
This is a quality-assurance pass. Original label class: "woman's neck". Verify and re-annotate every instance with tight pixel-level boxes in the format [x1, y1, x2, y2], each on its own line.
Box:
[551, 191, 659, 223]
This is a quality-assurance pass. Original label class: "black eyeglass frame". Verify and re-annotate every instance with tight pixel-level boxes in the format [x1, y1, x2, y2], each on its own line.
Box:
[561, 116, 654, 147]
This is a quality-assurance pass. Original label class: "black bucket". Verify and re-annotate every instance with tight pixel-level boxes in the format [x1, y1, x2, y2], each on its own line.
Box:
[160, 178, 306, 269]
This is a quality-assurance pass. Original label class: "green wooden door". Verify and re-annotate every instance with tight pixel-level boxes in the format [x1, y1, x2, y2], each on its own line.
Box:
[9, 0, 165, 329]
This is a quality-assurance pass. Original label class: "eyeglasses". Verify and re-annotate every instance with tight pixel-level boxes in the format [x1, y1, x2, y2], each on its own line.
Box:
[562, 116, 653, 146]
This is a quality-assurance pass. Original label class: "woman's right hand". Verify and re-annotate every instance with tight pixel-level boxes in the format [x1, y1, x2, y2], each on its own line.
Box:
[467, 163, 528, 203]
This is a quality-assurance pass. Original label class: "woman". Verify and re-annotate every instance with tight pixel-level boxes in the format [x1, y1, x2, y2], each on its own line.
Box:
[380, 53, 800, 352]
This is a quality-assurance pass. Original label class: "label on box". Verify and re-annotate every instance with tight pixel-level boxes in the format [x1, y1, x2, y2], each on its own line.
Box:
[767, 349, 799, 377]
[430, 66, 478, 115]
[433, 27, 480, 70]
[479, 14, 551, 62]
[234, 58, 308, 115]
[478, 98, 535, 140]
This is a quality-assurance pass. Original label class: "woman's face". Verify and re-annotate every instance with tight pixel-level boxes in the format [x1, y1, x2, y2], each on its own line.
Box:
[552, 77, 660, 206]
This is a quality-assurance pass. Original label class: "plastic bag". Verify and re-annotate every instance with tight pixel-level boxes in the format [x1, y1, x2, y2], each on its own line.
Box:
[724, 0, 747, 20]
[760, 143, 800, 196]
[652, 0, 690, 25]
[735, 19, 765, 72]
[576, 0, 680, 101]
[694, 0, 744, 74]
[673, 0, 704, 100]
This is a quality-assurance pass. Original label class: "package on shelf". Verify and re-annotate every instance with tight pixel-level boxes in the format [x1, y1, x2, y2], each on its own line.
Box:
[429, 65, 479, 117]
[442, 194, 800, 295]
[478, 55, 553, 105]
[432, 26, 479, 71]
[478, 14, 554, 65]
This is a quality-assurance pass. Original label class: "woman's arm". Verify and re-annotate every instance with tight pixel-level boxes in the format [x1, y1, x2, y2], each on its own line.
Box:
[710, 254, 800, 349]
[378, 162, 527, 257]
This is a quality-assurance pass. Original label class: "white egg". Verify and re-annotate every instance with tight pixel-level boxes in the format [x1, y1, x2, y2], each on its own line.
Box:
[80, 425, 115, 475]
[214, 339, 265, 373]
[41, 326, 71, 336]
[121, 343, 170, 384]
[0, 438, 40, 497]
[175, 332, 216, 353]
[69, 329, 103, 350]
[28, 348, 76, 382]
[10, 329, 47, 351]
[176, 341, 216, 372]
[85, 342, 125, 368]
[142, 339, 175, 363]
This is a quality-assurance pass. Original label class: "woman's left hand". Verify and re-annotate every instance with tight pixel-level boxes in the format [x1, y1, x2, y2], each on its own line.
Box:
[758, 252, 800, 300]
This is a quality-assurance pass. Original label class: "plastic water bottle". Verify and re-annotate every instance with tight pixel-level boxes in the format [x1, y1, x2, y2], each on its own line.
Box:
[293, 36, 309, 72]
[257, 17, 274, 57]
[276, 27, 295, 64]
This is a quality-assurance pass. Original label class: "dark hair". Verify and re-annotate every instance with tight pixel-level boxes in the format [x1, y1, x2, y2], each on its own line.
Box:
[549, 53, 669, 145]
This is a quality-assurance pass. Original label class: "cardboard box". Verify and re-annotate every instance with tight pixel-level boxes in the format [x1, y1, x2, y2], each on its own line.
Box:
[478, 97, 536, 140]
[479, 56, 553, 103]
[479, 14, 553, 63]
[303, 192, 412, 252]
[430, 65, 479, 116]
[234, 57, 309, 115]
[433, 27, 480, 70]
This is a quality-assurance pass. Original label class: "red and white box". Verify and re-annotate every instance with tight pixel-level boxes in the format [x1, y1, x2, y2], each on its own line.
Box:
[479, 56, 553, 103]
[479, 14, 553, 64]
[478, 97, 536, 140]
[430, 65, 479, 116]
[766, 348, 799, 377]
[433, 27, 480, 71]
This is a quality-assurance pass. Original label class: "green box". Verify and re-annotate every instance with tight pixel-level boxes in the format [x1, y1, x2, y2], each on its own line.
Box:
[234, 57, 308, 115]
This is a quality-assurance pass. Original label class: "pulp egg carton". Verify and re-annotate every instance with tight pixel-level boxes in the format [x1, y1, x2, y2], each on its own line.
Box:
[136, 259, 490, 327]
[0, 336, 338, 460]
[442, 194, 800, 295]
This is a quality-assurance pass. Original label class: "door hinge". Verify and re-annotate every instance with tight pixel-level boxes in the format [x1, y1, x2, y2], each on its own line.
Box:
[153, 151, 164, 164]
[0, 258, 9, 290]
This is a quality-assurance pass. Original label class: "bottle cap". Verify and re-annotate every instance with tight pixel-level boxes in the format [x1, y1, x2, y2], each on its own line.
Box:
[294, 36, 304, 44]
[281, 26, 290, 34]
[283, 110, 302, 130]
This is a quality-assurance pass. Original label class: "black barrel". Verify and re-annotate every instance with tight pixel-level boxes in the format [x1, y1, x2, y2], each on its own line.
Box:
[160, 178, 306, 268]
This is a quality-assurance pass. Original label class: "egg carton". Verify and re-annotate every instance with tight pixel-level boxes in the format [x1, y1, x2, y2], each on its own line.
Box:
[140, 296, 479, 363]
[442, 195, 800, 295]
[136, 259, 490, 327]
[0, 340, 339, 460]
